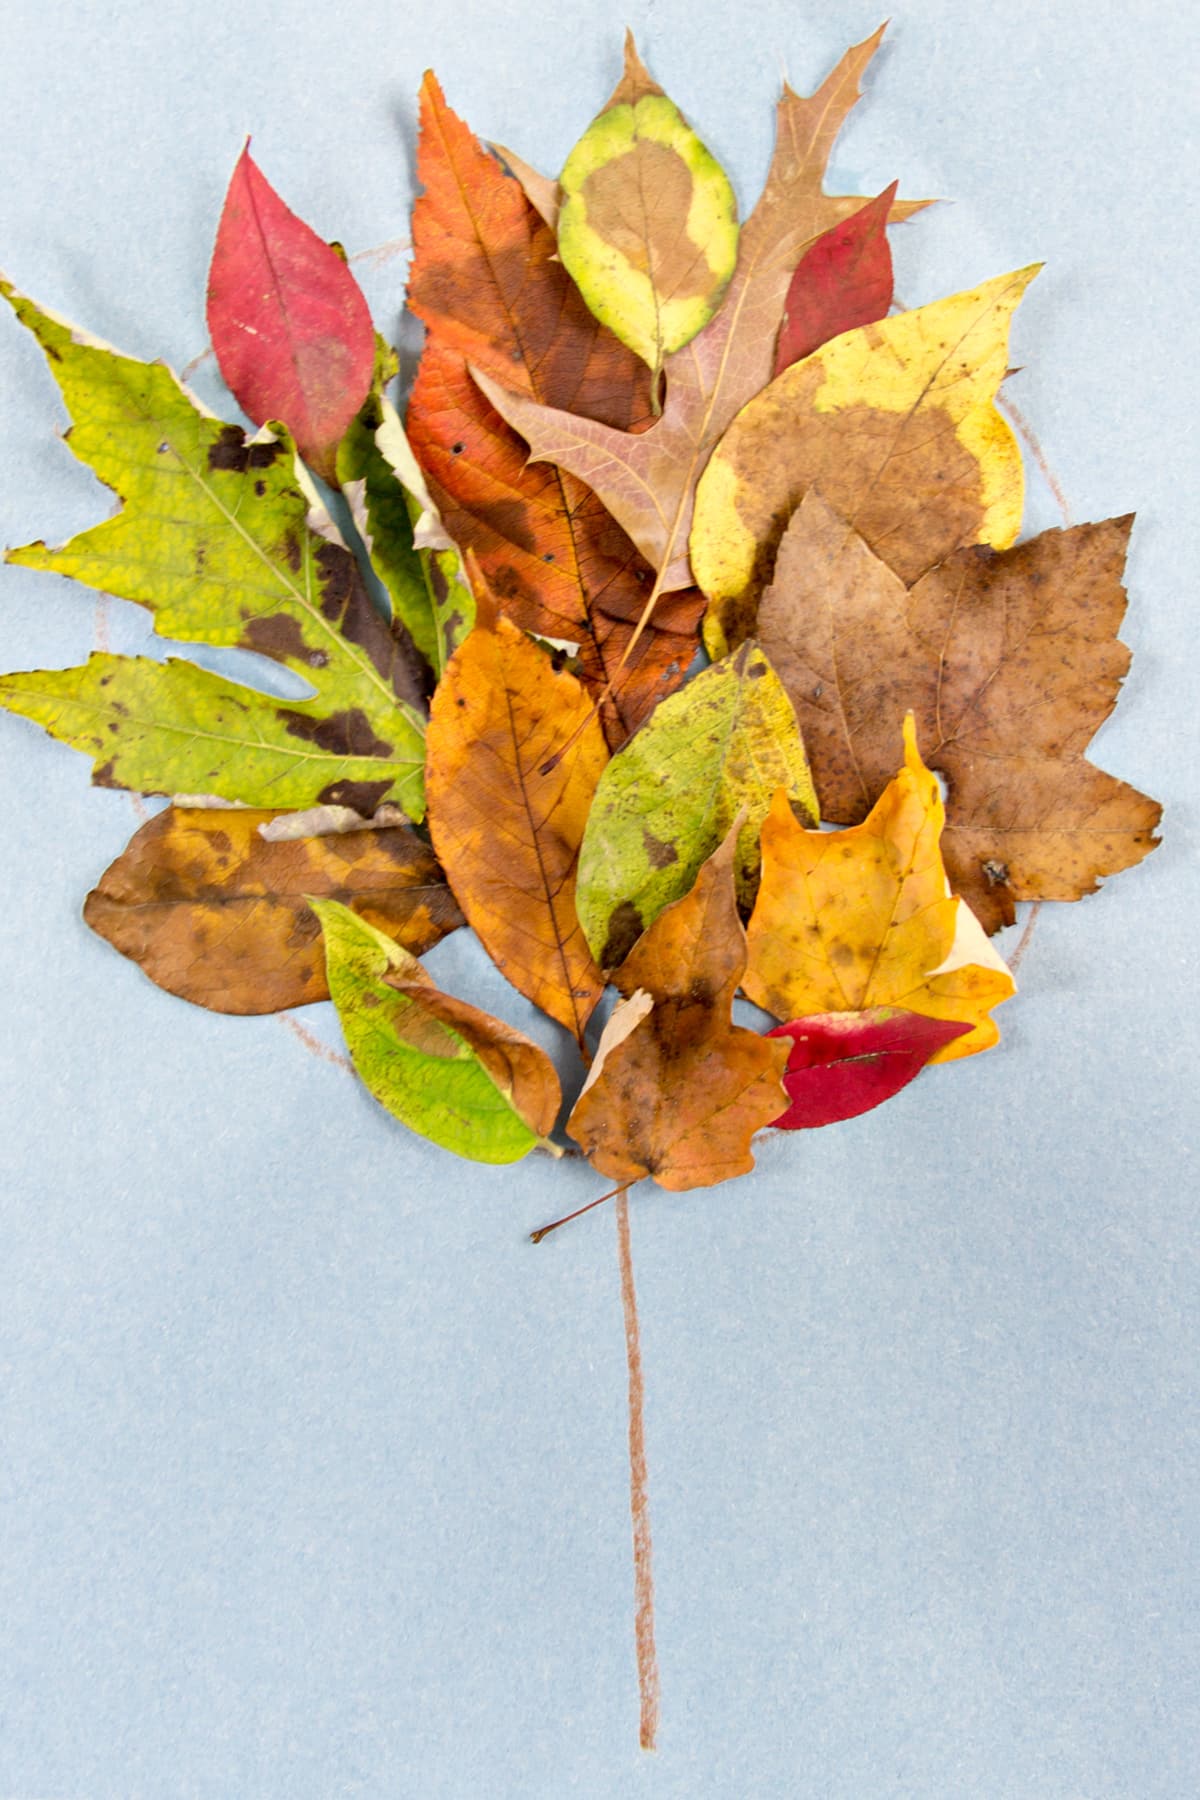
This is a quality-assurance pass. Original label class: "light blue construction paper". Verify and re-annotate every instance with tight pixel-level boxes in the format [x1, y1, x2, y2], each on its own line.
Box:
[1, 2, 1197, 1795]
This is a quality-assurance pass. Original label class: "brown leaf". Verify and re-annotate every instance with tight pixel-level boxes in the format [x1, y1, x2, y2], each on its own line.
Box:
[757, 492, 1162, 930]
[84, 807, 463, 1014]
[567, 826, 789, 1191]
[476, 25, 929, 595]
[424, 604, 607, 1046]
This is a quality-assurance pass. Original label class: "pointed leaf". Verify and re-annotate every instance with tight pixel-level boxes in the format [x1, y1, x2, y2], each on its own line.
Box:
[744, 718, 1015, 1060]
[576, 641, 818, 968]
[567, 826, 789, 1191]
[206, 147, 375, 479]
[773, 182, 895, 374]
[693, 265, 1041, 656]
[312, 901, 560, 1163]
[83, 806, 461, 1014]
[766, 1009, 973, 1129]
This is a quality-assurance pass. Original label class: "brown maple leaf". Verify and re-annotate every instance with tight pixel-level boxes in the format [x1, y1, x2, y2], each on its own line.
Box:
[757, 490, 1162, 930]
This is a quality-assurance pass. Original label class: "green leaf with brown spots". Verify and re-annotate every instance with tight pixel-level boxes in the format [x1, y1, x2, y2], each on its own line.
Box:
[312, 899, 562, 1164]
[575, 641, 819, 968]
[557, 33, 739, 388]
[0, 279, 427, 817]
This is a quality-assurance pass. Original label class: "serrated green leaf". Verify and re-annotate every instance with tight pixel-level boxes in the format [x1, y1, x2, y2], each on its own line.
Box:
[575, 641, 819, 966]
[0, 280, 426, 816]
[312, 900, 561, 1163]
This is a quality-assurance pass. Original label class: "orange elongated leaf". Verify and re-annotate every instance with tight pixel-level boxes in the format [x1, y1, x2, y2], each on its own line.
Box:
[744, 718, 1015, 1061]
[406, 74, 703, 745]
[476, 25, 929, 596]
[84, 807, 462, 1014]
[757, 491, 1163, 930]
[207, 148, 375, 481]
[567, 826, 789, 1191]
[424, 604, 607, 1047]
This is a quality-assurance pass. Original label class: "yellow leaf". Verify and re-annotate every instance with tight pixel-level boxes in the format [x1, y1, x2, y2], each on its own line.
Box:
[743, 718, 1014, 1061]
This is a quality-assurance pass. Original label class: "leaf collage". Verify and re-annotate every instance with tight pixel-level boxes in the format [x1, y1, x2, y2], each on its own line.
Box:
[0, 26, 1162, 1225]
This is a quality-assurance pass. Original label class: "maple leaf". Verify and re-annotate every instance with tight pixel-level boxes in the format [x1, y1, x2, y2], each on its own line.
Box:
[772, 182, 895, 375]
[313, 901, 561, 1163]
[207, 147, 376, 481]
[567, 825, 789, 1191]
[576, 642, 817, 968]
[0, 282, 426, 816]
[84, 807, 462, 1014]
[405, 72, 702, 747]
[744, 717, 1015, 1060]
[765, 1010, 972, 1130]
[475, 25, 929, 598]
[556, 32, 739, 388]
[692, 265, 1040, 658]
[424, 602, 607, 1047]
[757, 490, 1163, 930]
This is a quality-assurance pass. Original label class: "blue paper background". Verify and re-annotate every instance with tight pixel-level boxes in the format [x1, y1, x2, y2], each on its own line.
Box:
[1, 2, 1197, 1794]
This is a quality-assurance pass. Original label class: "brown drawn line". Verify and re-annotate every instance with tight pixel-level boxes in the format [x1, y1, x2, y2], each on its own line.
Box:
[279, 1011, 354, 1071]
[616, 1186, 661, 1752]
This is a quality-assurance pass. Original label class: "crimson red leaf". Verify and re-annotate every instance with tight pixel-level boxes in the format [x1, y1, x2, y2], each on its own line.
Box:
[772, 181, 896, 376]
[207, 146, 375, 480]
[765, 1007, 971, 1129]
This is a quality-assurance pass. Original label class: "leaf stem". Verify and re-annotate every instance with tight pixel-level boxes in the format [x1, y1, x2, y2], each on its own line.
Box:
[530, 1180, 630, 1244]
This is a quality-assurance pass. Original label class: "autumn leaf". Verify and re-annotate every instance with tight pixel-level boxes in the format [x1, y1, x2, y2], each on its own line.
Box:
[765, 1010, 972, 1130]
[476, 25, 928, 598]
[312, 900, 561, 1163]
[576, 642, 818, 968]
[693, 265, 1041, 658]
[772, 182, 895, 375]
[406, 73, 702, 747]
[757, 491, 1162, 929]
[567, 826, 789, 1190]
[84, 807, 462, 1014]
[0, 281, 427, 816]
[556, 32, 739, 387]
[206, 146, 376, 480]
[424, 605, 607, 1046]
[744, 717, 1015, 1060]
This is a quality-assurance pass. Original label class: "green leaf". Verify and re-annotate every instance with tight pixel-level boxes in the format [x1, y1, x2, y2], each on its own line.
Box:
[0, 280, 427, 816]
[312, 900, 562, 1164]
[575, 641, 819, 967]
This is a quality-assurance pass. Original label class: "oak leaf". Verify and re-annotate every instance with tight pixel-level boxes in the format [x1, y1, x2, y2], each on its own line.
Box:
[766, 1010, 972, 1130]
[206, 147, 375, 481]
[567, 826, 789, 1191]
[693, 265, 1040, 657]
[744, 717, 1015, 1060]
[772, 182, 895, 375]
[424, 605, 607, 1047]
[757, 491, 1162, 929]
[406, 73, 702, 747]
[476, 25, 929, 597]
[313, 900, 561, 1163]
[84, 807, 462, 1014]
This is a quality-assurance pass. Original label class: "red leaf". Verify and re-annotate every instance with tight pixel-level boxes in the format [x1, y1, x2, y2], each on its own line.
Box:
[765, 1007, 971, 1129]
[772, 182, 896, 376]
[207, 146, 375, 480]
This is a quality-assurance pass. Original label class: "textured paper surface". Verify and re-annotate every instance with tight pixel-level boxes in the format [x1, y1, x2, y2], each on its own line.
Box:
[0, 1, 1196, 1794]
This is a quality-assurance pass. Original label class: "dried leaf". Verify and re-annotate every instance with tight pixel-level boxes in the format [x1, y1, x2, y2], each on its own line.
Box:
[0, 281, 426, 815]
[576, 642, 818, 967]
[744, 717, 1015, 1060]
[84, 807, 462, 1014]
[772, 182, 895, 375]
[758, 491, 1162, 929]
[567, 827, 789, 1190]
[406, 74, 701, 746]
[424, 606, 606, 1045]
[476, 25, 929, 595]
[313, 900, 560, 1163]
[766, 1009, 973, 1129]
[556, 33, 739, 382]
[206, 147, 376, 480]
[693, 265, 1041, 656]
